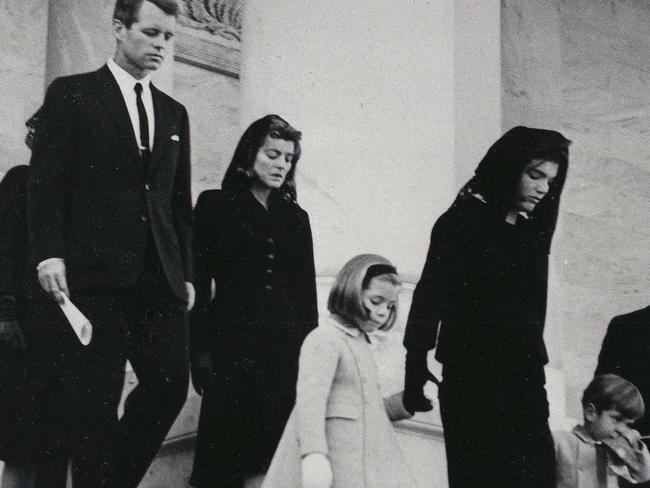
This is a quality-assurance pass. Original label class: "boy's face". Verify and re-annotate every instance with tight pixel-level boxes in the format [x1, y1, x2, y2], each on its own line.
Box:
[584, 404, 635, 441]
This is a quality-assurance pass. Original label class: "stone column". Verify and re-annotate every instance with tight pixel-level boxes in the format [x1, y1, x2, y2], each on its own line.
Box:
[501, 0, 563, 129]
[0, 0, 49, 171]
[45, 0, 174, 92]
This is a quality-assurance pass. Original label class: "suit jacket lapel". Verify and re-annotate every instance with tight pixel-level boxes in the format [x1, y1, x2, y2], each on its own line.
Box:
[149, 84, 170, 178]
[93, 65, 144, 180]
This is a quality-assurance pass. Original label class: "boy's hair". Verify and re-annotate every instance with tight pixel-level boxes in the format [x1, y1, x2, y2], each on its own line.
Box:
[582, 374, 645, 421]
[114, 0, 179, 28]
[327, 254, 401, 331]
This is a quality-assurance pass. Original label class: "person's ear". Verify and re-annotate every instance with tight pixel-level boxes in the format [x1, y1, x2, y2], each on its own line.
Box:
[112, 19, 127, 42]
[584, 403, 598, 423]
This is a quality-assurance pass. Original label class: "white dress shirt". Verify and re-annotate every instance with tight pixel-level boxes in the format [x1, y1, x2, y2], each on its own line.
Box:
[107, 58, 155, 151]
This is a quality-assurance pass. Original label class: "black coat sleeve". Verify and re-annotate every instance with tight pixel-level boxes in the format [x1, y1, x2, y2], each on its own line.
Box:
[172, 106, 193, 282]
[0, 166, 28, 321]
[293, 210, 318, 335]
[190, 191, 223, 350]
[403, 211, 463, 352]
[28, 78, 76, 263]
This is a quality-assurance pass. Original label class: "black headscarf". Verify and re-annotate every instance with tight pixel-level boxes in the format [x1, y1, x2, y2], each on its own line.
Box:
[455, 126, 571, 252]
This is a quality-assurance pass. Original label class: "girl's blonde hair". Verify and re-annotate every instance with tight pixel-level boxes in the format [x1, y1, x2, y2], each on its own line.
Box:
[328, 254, 401, 331]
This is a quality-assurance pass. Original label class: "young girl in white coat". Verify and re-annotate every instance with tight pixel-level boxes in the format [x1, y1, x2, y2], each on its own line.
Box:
[261, 254, 418, 488]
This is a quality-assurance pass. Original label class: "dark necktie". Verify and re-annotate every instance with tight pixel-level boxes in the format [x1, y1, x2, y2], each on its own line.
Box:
[595, 443, 609, 488]
[134, 82, 151, 174]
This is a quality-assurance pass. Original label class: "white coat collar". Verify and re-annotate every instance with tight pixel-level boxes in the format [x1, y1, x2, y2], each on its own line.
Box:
[326, 314, 361, 337]
[572, 424, 601, 445]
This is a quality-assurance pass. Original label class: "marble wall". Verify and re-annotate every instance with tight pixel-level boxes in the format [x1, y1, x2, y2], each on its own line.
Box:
[239, 0, 501, 285]
[504, 0, 650, 419]
[172, 61, 240, 201]
[0, 0, 48, 174]
[45, 0, 117, 86]
[557, 0, 650, 418]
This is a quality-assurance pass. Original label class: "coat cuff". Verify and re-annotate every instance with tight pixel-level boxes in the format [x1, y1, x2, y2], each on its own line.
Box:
[37, 257, 64, 271]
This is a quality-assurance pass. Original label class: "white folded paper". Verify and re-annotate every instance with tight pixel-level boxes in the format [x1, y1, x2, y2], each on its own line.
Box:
[56, 292, 93, 346]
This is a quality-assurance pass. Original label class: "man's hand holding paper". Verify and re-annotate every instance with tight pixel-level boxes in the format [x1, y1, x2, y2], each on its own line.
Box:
[37, 258, 69, 302]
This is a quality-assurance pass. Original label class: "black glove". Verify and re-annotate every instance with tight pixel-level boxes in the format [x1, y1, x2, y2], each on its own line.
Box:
[403, 349, 435, 413]
[191, 350, 214, 396]
[0, 319, 25, 349]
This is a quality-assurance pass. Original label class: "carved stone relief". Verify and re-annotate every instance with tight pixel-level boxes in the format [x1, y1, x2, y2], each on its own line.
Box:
[178, 0, 242, 42]
[175, 0, 243, 77]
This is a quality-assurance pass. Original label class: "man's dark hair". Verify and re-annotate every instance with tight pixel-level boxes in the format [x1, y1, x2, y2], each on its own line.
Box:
[113, 0, 179, 28]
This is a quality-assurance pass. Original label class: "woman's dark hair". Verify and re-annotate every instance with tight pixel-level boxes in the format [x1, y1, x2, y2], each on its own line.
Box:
[457, 125, 571, 251]
[114, 0, 179, 28]
[222, 114, 302, 201]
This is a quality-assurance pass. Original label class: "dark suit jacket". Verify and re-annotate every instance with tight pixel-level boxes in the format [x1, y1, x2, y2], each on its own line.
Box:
[28, 65, 192, 300]
[595, 306, 650, 435]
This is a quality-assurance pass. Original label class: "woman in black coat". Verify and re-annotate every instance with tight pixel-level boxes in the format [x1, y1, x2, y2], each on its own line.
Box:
[1, 116, 76, 488]
[0, 165, 69, 488]
[189, 115, 318, 488]
[0, 165, 33, 488]
[403, 126, 570, 488]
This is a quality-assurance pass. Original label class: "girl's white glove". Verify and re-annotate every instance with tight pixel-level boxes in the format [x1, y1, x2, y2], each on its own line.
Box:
[301, 452, 333, 488]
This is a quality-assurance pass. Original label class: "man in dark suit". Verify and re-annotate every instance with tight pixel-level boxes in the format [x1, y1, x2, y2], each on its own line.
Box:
[28, 1, 193, 487]
[596, 306, 650, 436]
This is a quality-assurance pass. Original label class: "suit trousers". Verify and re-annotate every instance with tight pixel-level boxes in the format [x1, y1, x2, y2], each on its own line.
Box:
[26, 255, 189, 488]
[439, 363, 556, 488]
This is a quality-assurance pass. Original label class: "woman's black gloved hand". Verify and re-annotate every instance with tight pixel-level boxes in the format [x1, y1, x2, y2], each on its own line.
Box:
[191, 350, 214, 396]
[0, 319, 25, 349]
[403, 348, 434, 414]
